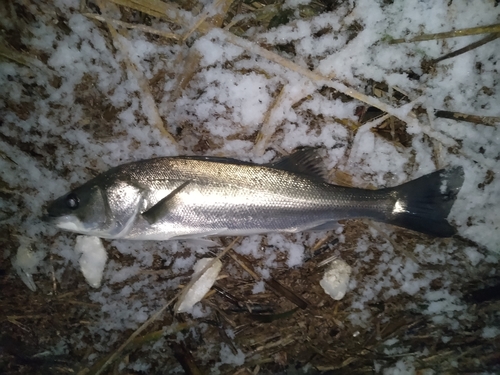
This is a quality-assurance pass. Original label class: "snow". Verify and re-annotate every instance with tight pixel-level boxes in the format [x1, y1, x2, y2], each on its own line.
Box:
[1, 0, 499, 372]
[464, 246, 485, 266]
[12, 237, 45, 292]
[382, 358, 416, 375]
[482, 326, 500, 339]
[219, 344, 245, 366]
[252, 280, 266, 294]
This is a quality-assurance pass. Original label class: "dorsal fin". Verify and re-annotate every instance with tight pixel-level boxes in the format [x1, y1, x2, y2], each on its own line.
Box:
[267, 147, 326, 180]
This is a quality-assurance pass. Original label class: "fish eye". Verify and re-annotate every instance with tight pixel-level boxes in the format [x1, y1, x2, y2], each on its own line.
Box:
[66, 193, 79, 210]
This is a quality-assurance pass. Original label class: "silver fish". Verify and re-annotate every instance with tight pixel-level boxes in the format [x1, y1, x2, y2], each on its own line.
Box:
[46, 148, 464, 239]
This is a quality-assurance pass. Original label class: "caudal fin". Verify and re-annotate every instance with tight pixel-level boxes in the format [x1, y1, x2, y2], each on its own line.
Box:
[386, 167, 464, 237]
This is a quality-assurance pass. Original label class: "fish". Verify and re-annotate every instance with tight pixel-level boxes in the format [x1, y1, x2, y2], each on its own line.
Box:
[45, 148, 464, 240]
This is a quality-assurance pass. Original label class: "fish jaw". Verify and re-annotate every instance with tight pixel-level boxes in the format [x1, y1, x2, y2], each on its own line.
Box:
[52, 215, 87, 233]
[49, 214, 116, 238]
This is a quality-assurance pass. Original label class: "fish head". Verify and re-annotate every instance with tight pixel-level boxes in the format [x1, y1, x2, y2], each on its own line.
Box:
[46, 172, 143, 238]
[46, 179, 109, 236]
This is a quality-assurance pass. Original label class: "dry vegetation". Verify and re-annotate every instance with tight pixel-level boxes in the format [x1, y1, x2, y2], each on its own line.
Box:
[1, 0, 499, 374]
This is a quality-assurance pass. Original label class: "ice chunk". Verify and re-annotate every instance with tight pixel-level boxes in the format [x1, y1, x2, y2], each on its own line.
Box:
[12, 239, 44, 292]
[176, 258, 222, 313]
[320, 259, 352, 300]
[75, 235, 108, 288]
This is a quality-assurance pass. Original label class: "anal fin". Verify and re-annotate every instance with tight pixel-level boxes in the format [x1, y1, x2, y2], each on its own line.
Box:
[287, 220, 341, 233]
[142, 181, 190, 224]
[183, 238, 221, 247]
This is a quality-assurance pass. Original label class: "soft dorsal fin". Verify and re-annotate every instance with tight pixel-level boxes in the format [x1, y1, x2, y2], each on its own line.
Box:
[267, 147, 326, 180]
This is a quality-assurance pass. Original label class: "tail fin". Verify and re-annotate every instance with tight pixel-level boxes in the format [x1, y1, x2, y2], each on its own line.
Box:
[386, 167, 464, 237]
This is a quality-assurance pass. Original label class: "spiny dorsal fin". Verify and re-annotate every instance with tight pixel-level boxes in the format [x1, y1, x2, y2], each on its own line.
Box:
[267, 147, 326, 180]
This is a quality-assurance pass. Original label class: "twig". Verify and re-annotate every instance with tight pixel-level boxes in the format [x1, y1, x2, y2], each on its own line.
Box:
[317, 255, 338, 268]
[50, 253, 57, 295]
[0, 42, 55, 76]
[55, 287, 87, 299]
[65, 300, 100, 308]
[434, 110, 500, 127]
[345, 113, 391, 168]
[253, 85, 288, 155]
[219, 28, 421, 126]
[0, 44, 33, 67]
[109, 0, 167, 19]
[388, 23, 500, 44]
[170, 341, 204, 375]
[83, 13, 180, 40]
[87, 325, 191, 373]
[253, 76, 321, 156]
[250, 334, 295, 355]
[170, 0, 235, 106]
[6, 314, 44, 321]
[229, 250, 310, 309]
[6, 317, 29, 331]
[228, 250, 260, 279]
[433, 33, 500, 63]
[181, 0, 233, 41]
[310, 233, 336, 253]
[90, 295, 175, 375]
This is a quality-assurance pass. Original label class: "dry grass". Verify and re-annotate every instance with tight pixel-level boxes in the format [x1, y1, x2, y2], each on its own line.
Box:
[1, 0, 499, 374]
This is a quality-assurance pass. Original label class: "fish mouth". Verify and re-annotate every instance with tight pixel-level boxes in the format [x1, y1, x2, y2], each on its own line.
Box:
[41, 212, 83, 232]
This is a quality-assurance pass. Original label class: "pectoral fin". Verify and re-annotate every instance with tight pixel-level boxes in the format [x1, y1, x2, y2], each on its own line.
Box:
[142, 181, 190, 224]
[286, 220, 341, 233]
[305, 221, 342, 232]
[181, 238, 221, 247]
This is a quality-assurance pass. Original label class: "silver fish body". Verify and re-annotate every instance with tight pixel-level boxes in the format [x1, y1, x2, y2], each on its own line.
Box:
[46, 148, 464, 239]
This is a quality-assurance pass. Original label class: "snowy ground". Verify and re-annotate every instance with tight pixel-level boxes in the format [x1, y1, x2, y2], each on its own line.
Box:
[1, 0, 499, 374]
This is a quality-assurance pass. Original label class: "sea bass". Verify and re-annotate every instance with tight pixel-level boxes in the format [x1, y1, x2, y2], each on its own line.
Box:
[46, 148, 464, 239]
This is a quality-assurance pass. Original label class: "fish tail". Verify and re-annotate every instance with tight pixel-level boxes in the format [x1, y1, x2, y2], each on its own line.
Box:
[385, 167, 464, 237]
